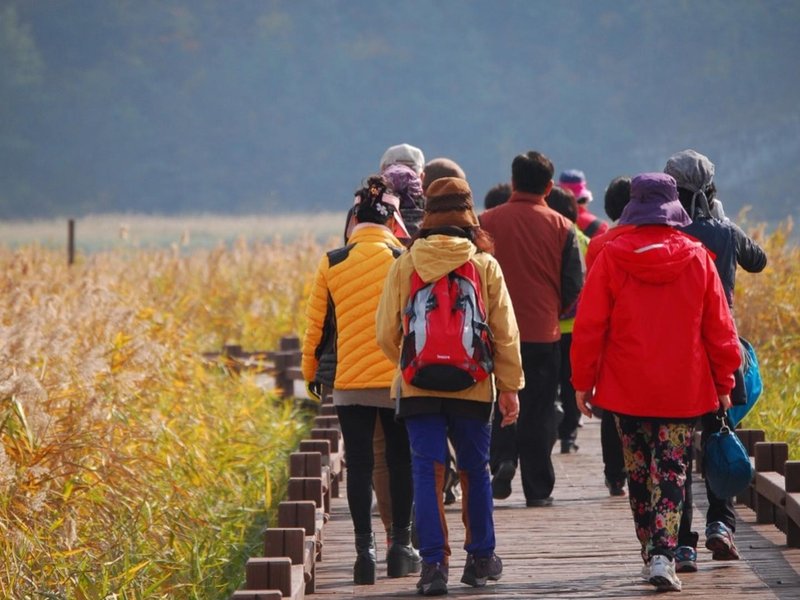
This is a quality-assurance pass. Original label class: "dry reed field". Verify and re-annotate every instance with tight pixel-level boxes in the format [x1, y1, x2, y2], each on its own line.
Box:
[0, 237, 327, 598]
[0, 213, 345, 253]
[0, 218, 797, 598]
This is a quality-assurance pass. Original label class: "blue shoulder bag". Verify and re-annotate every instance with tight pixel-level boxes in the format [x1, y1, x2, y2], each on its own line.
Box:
[728, 337, 763, 428]
[704, 413, 754, 499]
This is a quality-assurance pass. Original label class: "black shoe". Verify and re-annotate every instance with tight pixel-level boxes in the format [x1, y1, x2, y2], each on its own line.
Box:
[460, 552, 503, 587]
[353, 532, 376, 585]
[560, 439, 579, 454]
[416, 561, 448, 596]
[605, 477, 626, 497]
[525, 496, 554, 507]
[491, 460, 515, 500]
[387, 526, 422, 578]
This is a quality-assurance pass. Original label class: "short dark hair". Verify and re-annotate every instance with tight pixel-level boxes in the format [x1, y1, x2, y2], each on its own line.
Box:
[603, 176, 631, 222]
[511, 151, 554, 195]
[422, 157, 466, 193]
[484, 183, 512, 209]
[546, 186, 578, 223]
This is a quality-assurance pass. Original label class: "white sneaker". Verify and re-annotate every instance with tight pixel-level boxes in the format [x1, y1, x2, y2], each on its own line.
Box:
[649, 555, 682, 592]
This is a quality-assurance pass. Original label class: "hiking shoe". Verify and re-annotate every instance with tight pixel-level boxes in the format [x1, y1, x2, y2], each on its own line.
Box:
[460, 553, 502, 587]
[705, 521, 740, 560]
[525, 496, 554, 507]
[605, 477, 626, 497]
[416, 561, 448, 596]
[674, 545, 698, 573]
[648, 555, 682, 592]
[491, 461, 515, 500]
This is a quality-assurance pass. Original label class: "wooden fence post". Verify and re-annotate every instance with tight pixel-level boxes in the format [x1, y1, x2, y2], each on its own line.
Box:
[67, 219, 75, 265]
[273, 336, 301, 398]
[754, 441, 789, 526]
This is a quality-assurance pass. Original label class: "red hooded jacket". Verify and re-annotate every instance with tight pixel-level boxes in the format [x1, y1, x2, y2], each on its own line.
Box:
[570, 226, 740, 419]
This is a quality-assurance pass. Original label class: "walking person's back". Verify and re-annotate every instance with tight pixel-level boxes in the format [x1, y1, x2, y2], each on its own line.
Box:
[480, 150, 583, 506]
[663, 148, 767, 572]
[302, 175, 420, 585]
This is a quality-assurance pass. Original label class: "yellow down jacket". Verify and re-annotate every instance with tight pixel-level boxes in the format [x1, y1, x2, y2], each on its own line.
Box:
[301, 224, 404, 389]
[376, 234, 524, 403]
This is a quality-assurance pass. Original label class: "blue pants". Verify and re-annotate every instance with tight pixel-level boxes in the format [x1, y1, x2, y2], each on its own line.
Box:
[405, 413, 495, 565]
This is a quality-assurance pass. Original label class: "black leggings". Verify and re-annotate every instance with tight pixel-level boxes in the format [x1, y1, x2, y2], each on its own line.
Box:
[336, 405, 413, 535]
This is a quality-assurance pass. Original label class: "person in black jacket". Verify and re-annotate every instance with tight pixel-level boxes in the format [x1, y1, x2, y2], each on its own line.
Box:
[664, 149, 767, 573]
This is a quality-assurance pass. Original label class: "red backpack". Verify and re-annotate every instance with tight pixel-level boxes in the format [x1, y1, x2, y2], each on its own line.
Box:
[400, 261, 494, 391]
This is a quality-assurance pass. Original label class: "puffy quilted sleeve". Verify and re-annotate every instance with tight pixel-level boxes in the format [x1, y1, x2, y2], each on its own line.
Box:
[375, 257, 404, 365]
[301, 254, 330, 382]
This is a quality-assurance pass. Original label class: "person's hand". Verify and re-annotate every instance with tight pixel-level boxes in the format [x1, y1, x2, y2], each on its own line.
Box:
[498, 391, 519, 427]
[306, 381, 322, 402]
[575, 390, 594, 418]
[718, 394, 732, 411]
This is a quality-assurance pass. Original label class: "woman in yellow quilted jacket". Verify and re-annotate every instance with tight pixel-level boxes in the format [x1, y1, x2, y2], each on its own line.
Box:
[301, 175, 419, 585]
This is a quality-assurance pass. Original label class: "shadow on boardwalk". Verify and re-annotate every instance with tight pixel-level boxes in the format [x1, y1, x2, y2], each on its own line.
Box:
[312, 418, 800, 599]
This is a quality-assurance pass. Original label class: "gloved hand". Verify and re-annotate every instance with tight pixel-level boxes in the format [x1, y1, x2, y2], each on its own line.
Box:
[306, 381, 322, 402]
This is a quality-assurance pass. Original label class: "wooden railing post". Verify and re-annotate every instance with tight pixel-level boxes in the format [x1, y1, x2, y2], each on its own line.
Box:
[273, 336, 301, 399]
[67, 218, 75, 266]
[785, 461, 800, 547]
[754, 442, 789, 527]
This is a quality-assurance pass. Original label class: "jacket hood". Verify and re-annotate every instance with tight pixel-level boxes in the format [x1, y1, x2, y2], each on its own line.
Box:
[408, 234, 476, 282]
[605, 226, 704, 284]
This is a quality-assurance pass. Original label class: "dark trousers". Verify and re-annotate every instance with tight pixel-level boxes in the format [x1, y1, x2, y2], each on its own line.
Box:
[556, 333, 580, 444]
[601, 409, 626, 484]
[336, 404, 413, 535]
[679, 411, 737, 546]
[491, 341, 560, 502]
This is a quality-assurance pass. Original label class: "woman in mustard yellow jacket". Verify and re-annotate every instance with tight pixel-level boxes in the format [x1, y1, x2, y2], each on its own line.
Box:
[301, 175, 419, 585]
[376, 177, 524, 596]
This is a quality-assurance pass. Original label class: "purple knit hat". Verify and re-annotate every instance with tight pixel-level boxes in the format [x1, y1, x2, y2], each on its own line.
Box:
[618, 173, 692, 228]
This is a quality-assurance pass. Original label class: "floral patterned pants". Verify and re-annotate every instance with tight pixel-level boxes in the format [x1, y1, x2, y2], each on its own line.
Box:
[614, 415, 695, 562]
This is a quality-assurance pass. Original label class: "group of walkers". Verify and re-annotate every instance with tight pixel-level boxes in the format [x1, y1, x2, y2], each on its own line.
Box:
[300, 142, 766, 595]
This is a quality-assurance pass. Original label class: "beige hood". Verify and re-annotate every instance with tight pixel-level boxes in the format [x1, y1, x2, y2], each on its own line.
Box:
[408, 235, 477, 283]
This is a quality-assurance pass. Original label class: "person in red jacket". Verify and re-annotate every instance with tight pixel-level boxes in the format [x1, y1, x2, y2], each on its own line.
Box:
[570, 172, 741, 593]
[558, 169, 609, 238]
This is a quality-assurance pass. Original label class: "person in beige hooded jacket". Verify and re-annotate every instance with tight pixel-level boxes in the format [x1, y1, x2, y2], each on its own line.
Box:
[376, 177, 524, 596]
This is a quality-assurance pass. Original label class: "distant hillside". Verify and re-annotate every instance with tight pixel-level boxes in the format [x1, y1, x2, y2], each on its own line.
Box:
[1, 0, 799, 228]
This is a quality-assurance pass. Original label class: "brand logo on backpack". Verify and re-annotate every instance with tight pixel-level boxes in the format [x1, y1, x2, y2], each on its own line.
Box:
[400, 262, 494, 391]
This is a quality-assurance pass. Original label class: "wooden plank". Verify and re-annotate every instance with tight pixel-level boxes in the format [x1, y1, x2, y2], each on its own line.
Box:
[310, 418, 800, 598]
[287, 477, 324, 510]
[755, 471, 786, 518]
[265, 528, 306, 565]
[264, 527, 317, 595]
[245, 558, 305, 600]
[229, 591, 282, 600]
[785, 461, 800, 547]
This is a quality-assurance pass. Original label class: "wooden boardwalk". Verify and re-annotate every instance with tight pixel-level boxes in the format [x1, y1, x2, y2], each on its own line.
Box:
[310, 418, 800, 599]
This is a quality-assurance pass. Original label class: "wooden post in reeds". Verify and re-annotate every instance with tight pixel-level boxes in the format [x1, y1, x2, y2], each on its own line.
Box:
[273, 336, 301, 398]
[67, 219, 75, 265]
